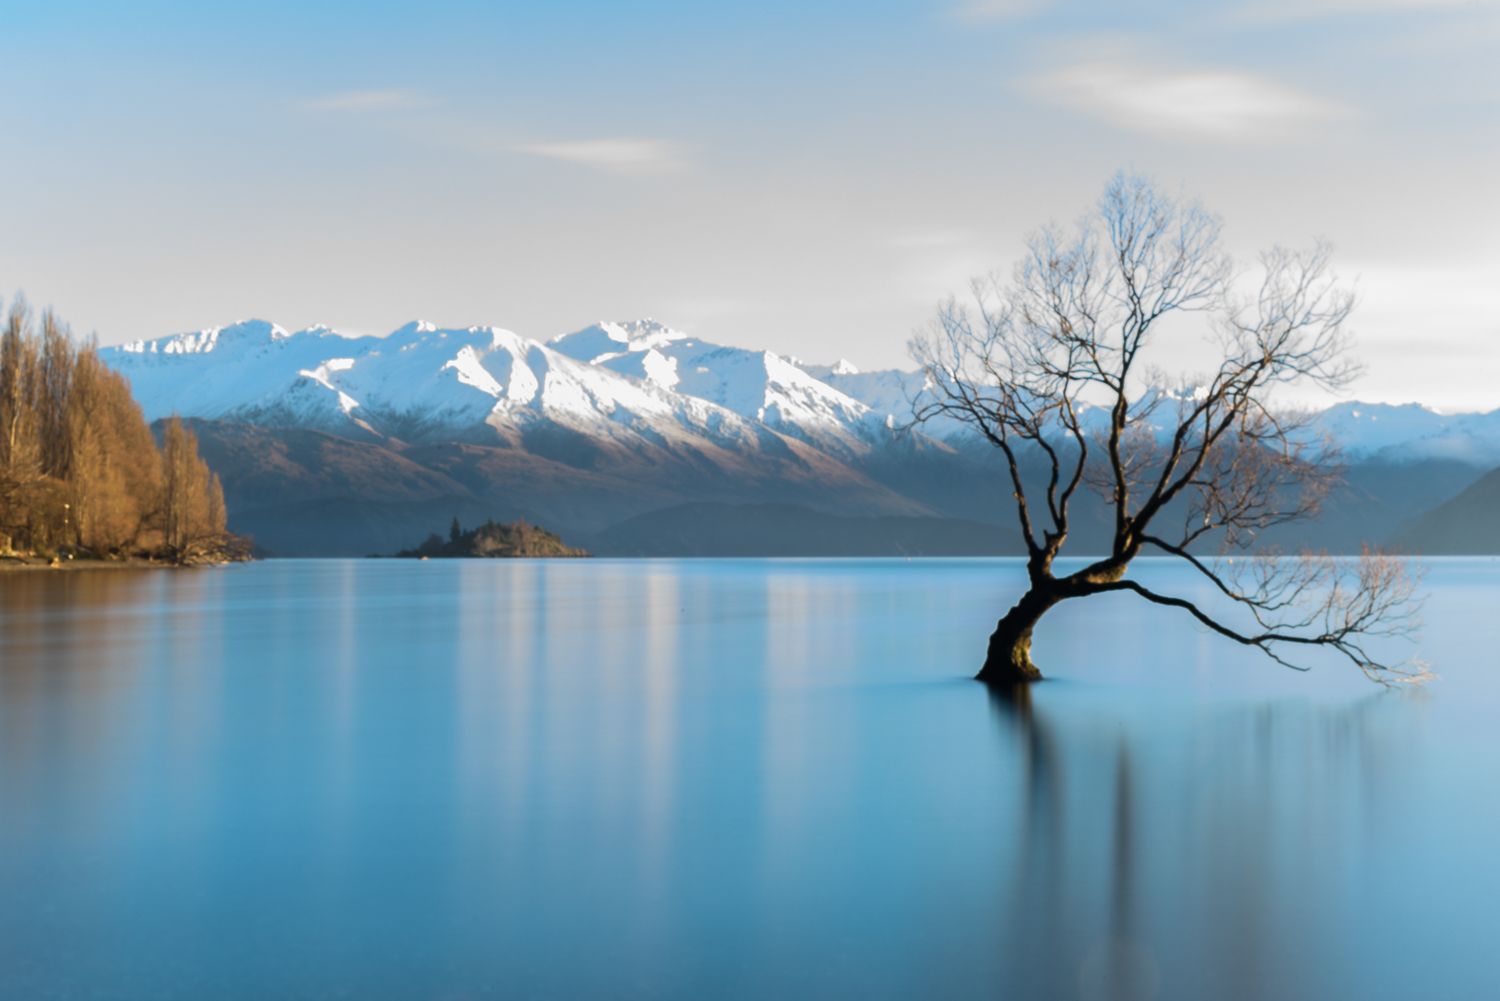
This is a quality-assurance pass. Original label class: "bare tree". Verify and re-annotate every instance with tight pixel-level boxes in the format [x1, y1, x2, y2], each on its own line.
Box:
[910, 173, 1426, 686]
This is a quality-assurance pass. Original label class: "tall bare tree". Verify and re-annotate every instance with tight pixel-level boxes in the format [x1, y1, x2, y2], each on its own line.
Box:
[911, 173, 1425, 686]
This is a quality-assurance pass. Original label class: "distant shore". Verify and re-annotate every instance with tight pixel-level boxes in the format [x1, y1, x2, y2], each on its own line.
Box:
[0, 555, 246, 573]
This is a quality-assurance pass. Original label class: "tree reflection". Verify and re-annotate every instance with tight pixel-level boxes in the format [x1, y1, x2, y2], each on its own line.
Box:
[985, 683, 1410, 1001]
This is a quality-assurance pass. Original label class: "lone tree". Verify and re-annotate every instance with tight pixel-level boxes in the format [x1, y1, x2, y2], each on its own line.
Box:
[911, 173, 1425, 686]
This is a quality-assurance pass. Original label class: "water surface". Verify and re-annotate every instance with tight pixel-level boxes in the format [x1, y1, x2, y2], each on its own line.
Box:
[2, 558, 1497, 999]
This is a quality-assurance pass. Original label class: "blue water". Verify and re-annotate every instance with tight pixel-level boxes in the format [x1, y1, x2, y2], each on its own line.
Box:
[2, 558, 1498, 1000]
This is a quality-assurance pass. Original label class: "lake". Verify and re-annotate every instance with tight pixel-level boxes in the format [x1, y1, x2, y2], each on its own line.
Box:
[2, 558, 1498, 1000]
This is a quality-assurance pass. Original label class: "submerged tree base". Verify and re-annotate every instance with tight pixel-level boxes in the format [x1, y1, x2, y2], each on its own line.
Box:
[976, 592, 1055, 684]
[978, 650, 1043, 685]
[978, 635, 1044, 684]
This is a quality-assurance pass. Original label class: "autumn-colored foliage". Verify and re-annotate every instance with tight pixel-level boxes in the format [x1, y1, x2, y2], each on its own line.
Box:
[0, 298, 235, 562]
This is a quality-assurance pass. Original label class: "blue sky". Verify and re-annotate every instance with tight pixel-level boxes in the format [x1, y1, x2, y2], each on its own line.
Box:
[3, 0, 1497, 406]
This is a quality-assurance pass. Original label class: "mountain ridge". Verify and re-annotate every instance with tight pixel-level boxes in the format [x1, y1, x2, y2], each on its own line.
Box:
[100, 317, 1500, 556]
[104, 316, 1500, 463]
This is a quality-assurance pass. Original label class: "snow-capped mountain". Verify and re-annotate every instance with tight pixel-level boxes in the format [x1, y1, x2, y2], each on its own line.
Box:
[104, 316, 1500, 468]
[97, 315, 1500, 556]
[103, 319, 939, 527]
[548, 320, 898, 460]
[802, 361, 924, 423]
[112, 318, 795, 453]
[112, 319, 378, 430]
[1315, 401, 1500, 466]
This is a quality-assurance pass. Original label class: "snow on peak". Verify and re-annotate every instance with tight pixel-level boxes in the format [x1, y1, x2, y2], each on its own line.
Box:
[118, 318, 298, 355]
[389, 320, 442, 339]
[301, 322, 355, 338]
[205, 318, 291, 345]
[830, 358, 859, 375]
[601, 318, 687, 347]
[550, 319, 688, 364]
[1309, 400, 1500, 463]
[553, 323, 889, 457]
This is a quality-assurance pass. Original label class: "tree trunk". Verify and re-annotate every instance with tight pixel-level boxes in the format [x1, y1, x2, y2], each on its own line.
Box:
[978, 586, 1060, 685]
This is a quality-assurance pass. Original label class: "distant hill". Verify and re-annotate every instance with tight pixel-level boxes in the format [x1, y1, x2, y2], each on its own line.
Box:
[1392, 466, 1500, 554]
[179, 417, 1492, 558]
[396, 519, 587, 559]
[1262, 459, 1483, 553]
[589, 503, 1024, 557]
[184, 420, 920, 556]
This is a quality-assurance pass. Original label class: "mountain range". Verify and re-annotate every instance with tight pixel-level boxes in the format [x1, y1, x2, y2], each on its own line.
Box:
[100, 318, 1500, 556]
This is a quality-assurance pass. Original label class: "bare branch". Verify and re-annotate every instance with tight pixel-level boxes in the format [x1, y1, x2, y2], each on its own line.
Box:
[1093, 550, 1429, 685]
[907, 170, 1427, 685]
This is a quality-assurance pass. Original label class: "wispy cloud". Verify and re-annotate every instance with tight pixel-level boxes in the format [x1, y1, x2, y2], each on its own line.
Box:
[1233, 0, 1483, 21]
[303, 90, 434, 113]
[295, 96, 689, 177]
[1028, 58, 1348, 141]
[514, 138, 688, 174]
[949, 0, 1049, 21]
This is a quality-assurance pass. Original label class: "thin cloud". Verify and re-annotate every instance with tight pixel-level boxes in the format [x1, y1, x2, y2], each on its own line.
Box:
[1028, 59, 1349, 141]
[1234, 0, 1487, 21]
[303, 90, 434, 113]
[949, 0, 1049, 21]
[515, 138, 687, 174]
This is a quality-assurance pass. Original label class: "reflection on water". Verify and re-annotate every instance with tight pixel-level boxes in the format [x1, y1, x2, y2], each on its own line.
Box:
[1, 558, 1498, 1000]
[986, 682, 1413, 1001]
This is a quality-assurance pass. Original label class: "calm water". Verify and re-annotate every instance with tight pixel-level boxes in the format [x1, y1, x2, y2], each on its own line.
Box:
[2, 558, 1498, 1000]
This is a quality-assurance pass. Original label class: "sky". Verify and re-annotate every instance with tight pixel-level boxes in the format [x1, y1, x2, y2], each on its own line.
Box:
[1, 0, 1496, 408]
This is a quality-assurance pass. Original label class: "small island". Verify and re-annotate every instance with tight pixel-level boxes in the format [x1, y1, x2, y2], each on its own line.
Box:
[394, 517, 589, 559]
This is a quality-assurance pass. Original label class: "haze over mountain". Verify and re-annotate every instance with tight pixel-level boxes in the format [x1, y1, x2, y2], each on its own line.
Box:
[1394, 468, 1500, 555]
[101, 318, 1500, 556]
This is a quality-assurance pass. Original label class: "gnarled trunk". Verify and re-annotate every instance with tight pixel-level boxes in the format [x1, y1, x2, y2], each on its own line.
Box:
[978, 586, 1061, 685]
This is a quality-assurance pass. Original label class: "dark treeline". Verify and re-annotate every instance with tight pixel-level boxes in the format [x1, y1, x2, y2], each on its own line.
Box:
[0, 299, 235, 562]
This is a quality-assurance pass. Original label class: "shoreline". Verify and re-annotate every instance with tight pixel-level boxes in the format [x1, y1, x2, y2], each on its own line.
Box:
[0, 556, 245, 573]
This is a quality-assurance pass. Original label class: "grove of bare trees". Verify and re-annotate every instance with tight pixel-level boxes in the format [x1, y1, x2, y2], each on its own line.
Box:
[0, 298, 233, 563]
[911, 173, 1426, 686]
